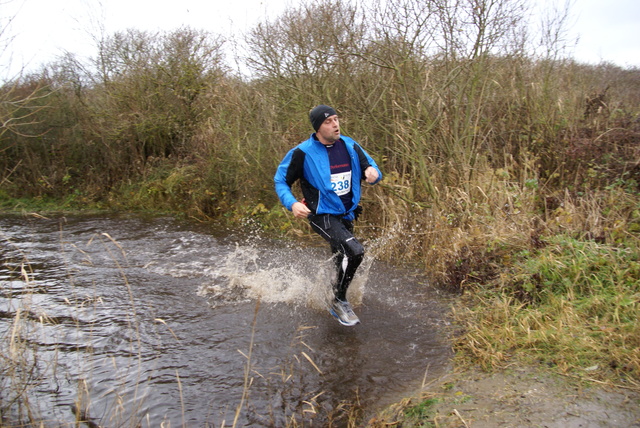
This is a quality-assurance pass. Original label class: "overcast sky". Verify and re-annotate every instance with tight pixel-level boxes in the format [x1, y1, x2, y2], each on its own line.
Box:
[1, 0, 639, 79]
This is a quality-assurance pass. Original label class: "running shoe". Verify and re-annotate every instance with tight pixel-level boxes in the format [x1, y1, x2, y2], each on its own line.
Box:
[329, 299, 360, 326]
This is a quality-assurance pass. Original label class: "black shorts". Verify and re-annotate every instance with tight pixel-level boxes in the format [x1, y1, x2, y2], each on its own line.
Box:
[308, 214, 364, 258]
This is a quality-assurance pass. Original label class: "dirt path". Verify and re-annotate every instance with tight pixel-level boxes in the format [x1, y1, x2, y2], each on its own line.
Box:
[373, 366, 640, 427]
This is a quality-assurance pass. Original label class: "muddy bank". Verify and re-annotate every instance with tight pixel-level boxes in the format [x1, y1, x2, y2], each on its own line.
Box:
[372, 366, 640, 427]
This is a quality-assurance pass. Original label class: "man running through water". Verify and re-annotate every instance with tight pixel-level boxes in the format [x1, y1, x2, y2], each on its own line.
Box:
[274, 105, 382, 326]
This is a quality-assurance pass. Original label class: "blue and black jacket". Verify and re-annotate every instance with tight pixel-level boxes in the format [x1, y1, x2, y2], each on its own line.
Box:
[274, 134, 382, 221]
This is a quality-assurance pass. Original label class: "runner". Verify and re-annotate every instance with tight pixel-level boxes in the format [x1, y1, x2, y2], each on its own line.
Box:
[274, 105, 382, 326]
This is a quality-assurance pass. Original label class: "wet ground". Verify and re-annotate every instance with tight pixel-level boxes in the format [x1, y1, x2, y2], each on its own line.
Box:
[375, 366, 640, 427]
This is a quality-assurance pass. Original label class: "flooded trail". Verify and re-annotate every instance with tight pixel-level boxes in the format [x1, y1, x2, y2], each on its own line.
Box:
[0, 214, 452, 426]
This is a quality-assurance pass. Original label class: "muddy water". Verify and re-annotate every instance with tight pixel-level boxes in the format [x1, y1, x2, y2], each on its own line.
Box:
[0, 214, 452, 427]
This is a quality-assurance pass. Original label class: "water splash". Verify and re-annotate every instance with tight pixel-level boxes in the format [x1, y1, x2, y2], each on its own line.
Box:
[195, 243, 373, 309]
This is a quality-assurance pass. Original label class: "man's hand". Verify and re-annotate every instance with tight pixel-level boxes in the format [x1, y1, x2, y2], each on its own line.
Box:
[364, 166, 379, 184]
[292, 201, 312, 218]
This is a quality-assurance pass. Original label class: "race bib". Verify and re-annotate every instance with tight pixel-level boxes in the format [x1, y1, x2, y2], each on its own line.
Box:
[331, 171, 352, 196]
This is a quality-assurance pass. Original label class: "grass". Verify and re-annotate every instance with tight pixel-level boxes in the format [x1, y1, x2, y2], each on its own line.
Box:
[373, 180, 640, 426]
[454, 234, 640, 381]
[2, 1, 639, 425]
[2, 189, 639, 426]
[403, 397, 440, 422]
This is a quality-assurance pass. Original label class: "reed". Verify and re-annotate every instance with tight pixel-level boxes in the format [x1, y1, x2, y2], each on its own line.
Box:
[1, 237, 45, 424]
[1, 0, 639, 423]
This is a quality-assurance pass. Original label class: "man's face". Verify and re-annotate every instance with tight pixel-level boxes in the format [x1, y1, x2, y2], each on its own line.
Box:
[316, 115, 340, 145]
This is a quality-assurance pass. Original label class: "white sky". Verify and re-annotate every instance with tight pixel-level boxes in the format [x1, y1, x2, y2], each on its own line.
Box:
[1, 0, 639, 79]
[567, 0, 640, 67]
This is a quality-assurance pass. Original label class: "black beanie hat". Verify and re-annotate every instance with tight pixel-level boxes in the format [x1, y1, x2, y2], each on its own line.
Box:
[309, 105, 337, 131]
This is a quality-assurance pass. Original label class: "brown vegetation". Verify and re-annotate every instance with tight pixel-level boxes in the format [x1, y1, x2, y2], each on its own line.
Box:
[1, 0, 639, 424]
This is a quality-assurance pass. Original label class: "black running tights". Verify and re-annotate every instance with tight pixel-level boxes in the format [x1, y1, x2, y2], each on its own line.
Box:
[308, 214, 365, 301]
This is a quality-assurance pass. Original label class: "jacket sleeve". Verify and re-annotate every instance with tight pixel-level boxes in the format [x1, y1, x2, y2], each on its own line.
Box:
[274, 148, 305, 210]
[354, 143, 383, 184]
